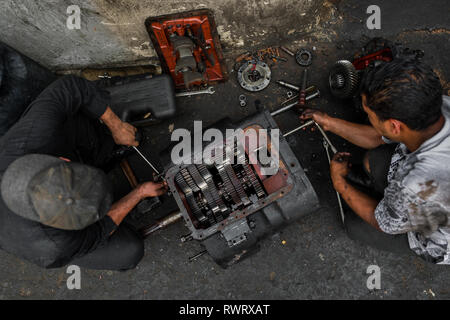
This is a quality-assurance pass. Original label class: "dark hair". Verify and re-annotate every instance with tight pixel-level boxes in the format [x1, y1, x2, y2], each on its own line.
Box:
[360, 58, 443, 130]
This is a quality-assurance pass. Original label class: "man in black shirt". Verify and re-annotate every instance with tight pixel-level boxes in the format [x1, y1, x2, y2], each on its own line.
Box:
[0, 75, 167, 270]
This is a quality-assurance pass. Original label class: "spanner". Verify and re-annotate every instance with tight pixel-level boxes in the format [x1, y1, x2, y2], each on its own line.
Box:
[322, 139, 345, 227]
[175, 86, 215, 97]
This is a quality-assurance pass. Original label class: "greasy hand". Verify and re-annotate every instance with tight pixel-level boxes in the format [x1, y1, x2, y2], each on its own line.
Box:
[300, 109, 332, 131]
[330, 152, 351, 192]
[138, 181, 168, 198]
[112, 121, 139, 147]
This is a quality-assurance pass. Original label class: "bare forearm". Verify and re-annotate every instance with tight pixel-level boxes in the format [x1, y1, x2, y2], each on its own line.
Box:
[107, 187, 144, 226]
[328, 117, 383, 149]
[100, 106, 138, 146]
[337, 180, 381, 230]
[100, 106, 122, 132]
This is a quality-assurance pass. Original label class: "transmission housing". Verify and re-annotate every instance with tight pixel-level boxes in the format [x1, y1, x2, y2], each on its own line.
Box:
[165, 111, 319, 267]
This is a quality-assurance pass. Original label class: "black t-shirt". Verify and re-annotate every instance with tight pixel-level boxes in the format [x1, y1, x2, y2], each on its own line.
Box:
[0, 75, 117, 268]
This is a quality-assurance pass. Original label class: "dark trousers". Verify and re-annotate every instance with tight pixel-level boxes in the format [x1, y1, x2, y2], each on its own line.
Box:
[67, 113, 144, 271]
[344, 144, 413, 255]
[71, 223, 144, 271]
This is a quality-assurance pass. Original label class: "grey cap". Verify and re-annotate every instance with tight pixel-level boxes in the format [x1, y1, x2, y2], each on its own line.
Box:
[1, 154, 113, 230]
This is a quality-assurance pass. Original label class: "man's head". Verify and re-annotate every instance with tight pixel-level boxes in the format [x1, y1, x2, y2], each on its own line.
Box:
[1, 154, 112, 230]
[361, 58, 443, 141]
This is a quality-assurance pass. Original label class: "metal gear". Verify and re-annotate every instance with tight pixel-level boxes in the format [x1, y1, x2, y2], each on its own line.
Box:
[328, 60, 359, 99]
[237, 60, 271, 92]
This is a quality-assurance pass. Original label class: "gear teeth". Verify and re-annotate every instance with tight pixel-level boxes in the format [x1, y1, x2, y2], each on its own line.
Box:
[243, 157, 266, 199]
[197, 164, 229, 215]
[329, 60, 359, 99]
[175, 172, 206, 223]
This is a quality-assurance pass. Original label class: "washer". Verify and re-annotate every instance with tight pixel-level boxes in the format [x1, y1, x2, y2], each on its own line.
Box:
[295, 48, 312, 67]
[239, 94, 247, 107]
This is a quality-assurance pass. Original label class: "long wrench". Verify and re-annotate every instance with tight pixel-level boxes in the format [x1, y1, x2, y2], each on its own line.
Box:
[314, 122, 337, 154]
[176, 86, 215, 97]
[322, 139, 345, 226]
[132, 146, 160, 175]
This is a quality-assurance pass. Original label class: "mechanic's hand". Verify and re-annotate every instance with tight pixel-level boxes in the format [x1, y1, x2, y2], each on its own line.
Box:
[330, 152, 351, 192]
[112, 121, 139, 147]
[138, 181, 168, 198]
[300, 109, 332, 131]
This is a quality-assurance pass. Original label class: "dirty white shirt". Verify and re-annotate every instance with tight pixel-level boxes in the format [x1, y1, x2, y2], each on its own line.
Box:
[375, 95, 450, 264]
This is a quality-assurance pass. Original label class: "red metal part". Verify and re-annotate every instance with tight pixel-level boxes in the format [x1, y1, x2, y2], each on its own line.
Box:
[352, 48, 393, 70]
[146, 11, 226, 88]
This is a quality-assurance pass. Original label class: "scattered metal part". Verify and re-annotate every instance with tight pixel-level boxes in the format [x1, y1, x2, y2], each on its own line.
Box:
[295, 48, 312, 66]
[282, 120, 315, 138]
[276, 80, 316, 93]
[235, 51, 252, 63]
[237, 60, 271, 92]
[280, 46, 295, 57]
[140, 211, 183, 238]
[270, 90, 321, 116]
[270, 55, 287, 62]
[181, 234, 193, 243]
[98, 72, 112, 79]
[314, 122, 337, 154]
[322, 139, 345, 226]
[239, 94, 247, 107]
[329, 60, 359, 99]
[286, 91, 293, 98]
[175, 86, 215, 97]
[189, 250, 208, 262]
[132, 146, 160, 175]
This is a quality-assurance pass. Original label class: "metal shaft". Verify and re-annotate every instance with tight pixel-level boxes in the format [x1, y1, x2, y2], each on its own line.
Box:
[189, 250, 208, 262]
[276, 81, 316, 93]
[322, 139, 345, 226]
[251, 120, 314, 153]
[140, 211, 183, 238]
[282, 120, 315, 138]
[280, 46, 295, 57]
[133, 146, 160, 175]
[270, 90, 320, 116]
[276, 80, 300, 91]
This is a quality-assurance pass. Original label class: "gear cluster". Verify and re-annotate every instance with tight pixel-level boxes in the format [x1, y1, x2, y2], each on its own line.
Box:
[174, 145, 266, 229]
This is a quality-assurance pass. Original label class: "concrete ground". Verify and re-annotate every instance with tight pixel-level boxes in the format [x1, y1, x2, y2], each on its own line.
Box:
[0, 0, 449, 299]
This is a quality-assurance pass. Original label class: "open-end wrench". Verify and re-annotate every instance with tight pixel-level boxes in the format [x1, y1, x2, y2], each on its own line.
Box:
[176, 86, 215, 97]
[322, 139, 346, 226]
